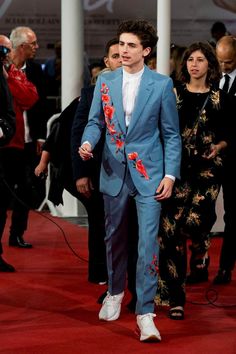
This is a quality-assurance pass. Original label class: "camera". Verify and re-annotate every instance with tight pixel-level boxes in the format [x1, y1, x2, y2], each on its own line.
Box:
[0, 45, 10, 61]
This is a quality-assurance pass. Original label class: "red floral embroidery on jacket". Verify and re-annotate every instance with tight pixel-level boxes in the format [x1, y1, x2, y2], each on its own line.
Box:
[128, 152, 138, 160]
[115, 138, 125, 150]
[104, 105, 115, 120]
[101, 83, 125, 154]
[102, 94, 110, 104]
[107, 123, 116, 135]
[128, 152, 150, 180]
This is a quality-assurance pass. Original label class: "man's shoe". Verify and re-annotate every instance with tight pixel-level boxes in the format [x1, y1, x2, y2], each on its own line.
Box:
[9, 237, 32, 248]
[136, 313, 161, 342]
[0, 257, 15, 272]
[213, 269, 232, 284]
[97, 290, 108, 304]
[98, 291, 124, 321]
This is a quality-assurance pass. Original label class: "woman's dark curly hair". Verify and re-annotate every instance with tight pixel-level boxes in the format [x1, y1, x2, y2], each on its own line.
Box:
[181, 42, 221, 87]
[117, 20, 158, 56]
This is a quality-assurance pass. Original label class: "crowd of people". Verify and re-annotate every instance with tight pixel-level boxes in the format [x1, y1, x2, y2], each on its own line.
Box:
[0, 19, 235, 343]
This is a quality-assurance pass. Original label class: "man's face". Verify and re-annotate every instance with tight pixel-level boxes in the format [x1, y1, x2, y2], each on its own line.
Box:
[0, 36, 13, 64]
[216, 44, 236, 74]
[104, 44, 121, 71]
[119, 32, 151, 72]
[21, 30, 39, 60]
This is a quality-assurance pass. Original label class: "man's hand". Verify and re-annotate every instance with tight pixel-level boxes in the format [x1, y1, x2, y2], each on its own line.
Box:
[78, 142, 93, 160]
[76, 177, 94, 198]
[36, 140, 45, 155]
[155, 176, 175, 201]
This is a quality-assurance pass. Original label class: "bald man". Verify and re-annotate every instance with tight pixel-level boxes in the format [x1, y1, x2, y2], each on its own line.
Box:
[214, 36, 236, 284]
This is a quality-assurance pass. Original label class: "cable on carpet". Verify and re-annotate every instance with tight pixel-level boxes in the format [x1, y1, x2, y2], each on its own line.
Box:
[2, 176, 88, 263]
[187, 286, 236, 308]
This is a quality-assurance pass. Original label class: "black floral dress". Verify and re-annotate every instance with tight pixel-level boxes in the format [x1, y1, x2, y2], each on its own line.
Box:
[157, 84, 229, 308]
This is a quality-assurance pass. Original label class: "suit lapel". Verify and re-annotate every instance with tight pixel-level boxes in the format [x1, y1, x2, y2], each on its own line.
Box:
[108, 70, 126, 133]
[229, 76, 236, 96]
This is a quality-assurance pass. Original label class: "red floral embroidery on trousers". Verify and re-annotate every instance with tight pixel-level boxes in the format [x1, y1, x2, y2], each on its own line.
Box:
[149, 255, 159, 276]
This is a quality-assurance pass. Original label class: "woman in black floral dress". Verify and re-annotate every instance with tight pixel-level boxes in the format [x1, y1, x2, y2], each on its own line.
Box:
[158, 42, 231, 320]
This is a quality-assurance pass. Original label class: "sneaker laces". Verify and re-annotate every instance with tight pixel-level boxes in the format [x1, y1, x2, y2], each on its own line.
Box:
[138, 313, 156, 326]
[138, 313, 156, 321]
[104, 292, 123, 305]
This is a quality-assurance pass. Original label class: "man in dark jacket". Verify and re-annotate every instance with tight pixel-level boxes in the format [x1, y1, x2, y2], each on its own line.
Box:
[213, 35, 236, 284]
[0, 53, 16, 271]
[0, 61, 15, 147]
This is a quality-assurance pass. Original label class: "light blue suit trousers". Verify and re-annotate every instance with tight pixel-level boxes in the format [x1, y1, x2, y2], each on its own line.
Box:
[103, 167, 161, 315]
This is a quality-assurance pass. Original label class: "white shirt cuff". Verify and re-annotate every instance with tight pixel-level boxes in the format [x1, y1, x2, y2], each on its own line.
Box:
[165, 174, 176, 182]
[82, 141, 92, 148]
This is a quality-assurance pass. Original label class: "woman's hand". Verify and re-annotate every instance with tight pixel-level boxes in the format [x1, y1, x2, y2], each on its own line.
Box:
[203, 141, 227, 159]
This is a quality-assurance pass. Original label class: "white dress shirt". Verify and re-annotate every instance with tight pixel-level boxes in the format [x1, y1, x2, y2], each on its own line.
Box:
[122, 67, 144, 127]
[219, 68, 236, 92]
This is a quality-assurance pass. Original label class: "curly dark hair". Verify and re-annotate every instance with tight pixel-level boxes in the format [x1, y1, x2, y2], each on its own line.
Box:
[117, 19, 158, 55]
[104, 37, 119, 57]
[181, 42, 221, 86]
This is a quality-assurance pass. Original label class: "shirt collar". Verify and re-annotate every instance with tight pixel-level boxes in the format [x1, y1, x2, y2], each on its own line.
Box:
[222, 68, 236, 81]
[123, 66, 144, 80]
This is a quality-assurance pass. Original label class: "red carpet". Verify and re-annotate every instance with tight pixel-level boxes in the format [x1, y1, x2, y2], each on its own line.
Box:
[1, 211, 236, 354]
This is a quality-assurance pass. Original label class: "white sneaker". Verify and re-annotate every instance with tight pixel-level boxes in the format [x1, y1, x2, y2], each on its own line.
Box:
[136, 313, 161, 342]
[98, 291, 124, 321]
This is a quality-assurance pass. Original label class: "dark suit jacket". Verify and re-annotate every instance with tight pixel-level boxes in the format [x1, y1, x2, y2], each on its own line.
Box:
[228, 76, 236, 96]
[71, 85, 105, 190]
[226, 76, 236, 157]
[42, 97, 80, 205]
[0, 63, 15, 147]
[25, 59, 47, 140]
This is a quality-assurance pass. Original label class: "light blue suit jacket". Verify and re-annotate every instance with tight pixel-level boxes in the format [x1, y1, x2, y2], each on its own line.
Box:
[82, 66, 181, 197]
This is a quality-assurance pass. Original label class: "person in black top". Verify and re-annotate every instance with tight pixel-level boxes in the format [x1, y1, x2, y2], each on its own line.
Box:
[0, 61, 15, 147]
[158, 42, 231, 320]
[0, 53, 16, 272]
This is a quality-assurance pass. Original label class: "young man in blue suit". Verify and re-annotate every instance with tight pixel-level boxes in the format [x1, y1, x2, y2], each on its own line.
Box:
[79, 20, 181, 342]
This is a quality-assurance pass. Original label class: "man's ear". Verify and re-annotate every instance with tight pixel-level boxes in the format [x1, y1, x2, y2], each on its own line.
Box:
[104, 56, 109, 68]
[143, 47, 151, 58]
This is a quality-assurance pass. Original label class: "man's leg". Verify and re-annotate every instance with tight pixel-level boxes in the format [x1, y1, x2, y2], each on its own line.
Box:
[77, 190, 107, 284]
[98, 184, 131, 321]
[134, 193, 162, 341]
[0, 152, 16, 272]
[8, 150, 31, 248]
[103, 186, 131, 295]
[126, 198, 138, 312]
[134, 194, 161, 315]
[214, 170, 235, 283]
